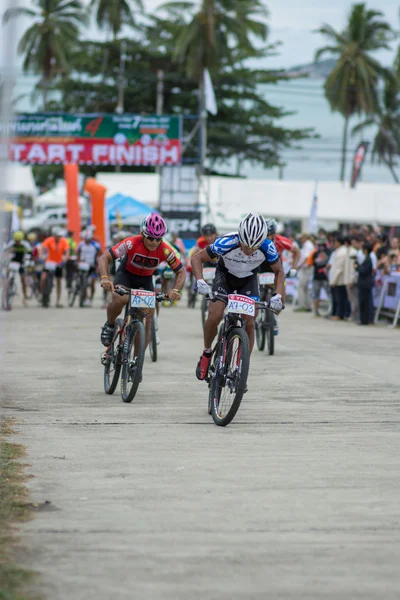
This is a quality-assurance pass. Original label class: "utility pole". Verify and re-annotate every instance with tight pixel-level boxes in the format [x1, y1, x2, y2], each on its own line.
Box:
[115, 40, 126, 115]
[156, 70, 164, 116]
[199, 68, 207, 176]
[115, 40, 126, 172]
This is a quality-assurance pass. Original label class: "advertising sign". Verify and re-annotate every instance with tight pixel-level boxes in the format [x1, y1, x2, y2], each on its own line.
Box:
[2, 113, 182, 166]
[162, 210, 201, 239]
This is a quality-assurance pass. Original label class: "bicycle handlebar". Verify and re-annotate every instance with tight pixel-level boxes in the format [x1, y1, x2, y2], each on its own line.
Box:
[205, 291, 278, 314]
[114, 285, 170, 303]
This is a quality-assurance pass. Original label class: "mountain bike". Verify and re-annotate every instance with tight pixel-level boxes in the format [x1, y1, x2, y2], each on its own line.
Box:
[255, 273, 276, 355]
[68, 261, 91, 307]
[206, 292, 277, 427]
[201, 266, 216, 329]
[101, 286, 168, 402]
[2, 260, 20, 310]
[187, 273, 197, 309]
[42, 261, 57, 308]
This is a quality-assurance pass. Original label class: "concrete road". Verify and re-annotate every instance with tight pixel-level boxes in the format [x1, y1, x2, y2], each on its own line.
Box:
[1, 295, 400, 600]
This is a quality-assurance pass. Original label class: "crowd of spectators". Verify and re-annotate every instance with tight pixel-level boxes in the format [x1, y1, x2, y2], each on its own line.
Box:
[287, 225, 400, 326]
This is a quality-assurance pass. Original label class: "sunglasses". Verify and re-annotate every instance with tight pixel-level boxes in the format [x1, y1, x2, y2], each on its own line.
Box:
[143, 233, 163, 242]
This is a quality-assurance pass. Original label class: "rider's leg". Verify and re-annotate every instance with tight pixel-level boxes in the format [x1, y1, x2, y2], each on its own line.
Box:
[107, 293, 128, 325]
[203, 300, 225, 349]
[90, 277, 96, 301]
[20, 273, 28, 306]
[40, 271, 47, 295]
[244, 315, 255, 351]
[56, 275, 62, 305]
[144, 309, 155, 347]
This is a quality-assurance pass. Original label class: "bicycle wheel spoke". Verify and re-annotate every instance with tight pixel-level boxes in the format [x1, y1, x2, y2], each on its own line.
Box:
[217, 336, 241, 418]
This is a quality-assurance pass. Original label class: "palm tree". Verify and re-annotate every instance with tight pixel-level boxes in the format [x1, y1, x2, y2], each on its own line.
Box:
[352, 75, 400, 183]
[315, 3, 394, 182]
[158, 0, 268, 80]
[89, 0, 143, 40]
[3, 0, 88, 110]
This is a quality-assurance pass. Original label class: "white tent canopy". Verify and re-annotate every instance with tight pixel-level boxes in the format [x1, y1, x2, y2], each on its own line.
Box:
[3, 164, 36, 197]
[96, 173, 159, 208]
[35, 186, 87, 210]
[91, 172, 400, 230]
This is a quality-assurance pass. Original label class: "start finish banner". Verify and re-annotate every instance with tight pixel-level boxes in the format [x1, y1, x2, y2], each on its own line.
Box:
[3, 113, 182, 166]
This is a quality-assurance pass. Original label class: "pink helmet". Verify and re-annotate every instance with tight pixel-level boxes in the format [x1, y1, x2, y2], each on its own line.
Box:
[141, 212, 167, 239]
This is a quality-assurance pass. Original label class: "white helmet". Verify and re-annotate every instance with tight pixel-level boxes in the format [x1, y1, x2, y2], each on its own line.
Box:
[238, 212, 267, 248]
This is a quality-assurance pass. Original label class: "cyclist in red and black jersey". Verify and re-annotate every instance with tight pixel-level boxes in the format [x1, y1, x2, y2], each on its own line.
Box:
[98, 213, 186, 347]
[260, 219, 300, 277]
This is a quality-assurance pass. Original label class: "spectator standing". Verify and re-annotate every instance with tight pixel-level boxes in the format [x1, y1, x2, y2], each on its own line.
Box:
[356, 242, 374, 325]
[390, 237, 399, 256]
[344, 236, 361, 322]
[294, 233, 314, 312]
[308, 238, 331, 316]
[329, 235, 349, 320]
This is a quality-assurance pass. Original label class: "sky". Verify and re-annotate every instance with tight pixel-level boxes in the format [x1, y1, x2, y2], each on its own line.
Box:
[146, 0, 399, 68]
[1, 0, 399, 71]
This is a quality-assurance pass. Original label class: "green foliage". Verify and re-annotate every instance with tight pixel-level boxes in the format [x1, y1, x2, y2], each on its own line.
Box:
[89, 0, 143, 39]
[314, 2, 395, 181]
[2, 0, 88, 109]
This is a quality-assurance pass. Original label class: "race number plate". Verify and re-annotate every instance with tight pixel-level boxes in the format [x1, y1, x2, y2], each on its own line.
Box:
[203, 267, 216, 282]
[259, 273, 275, 285]
[227, 294, 255, 317]
[45, 261, 57, 272]
[130, 289, 156, 309]
[8, 261, 21, 272]
[79, 262, 90, 272]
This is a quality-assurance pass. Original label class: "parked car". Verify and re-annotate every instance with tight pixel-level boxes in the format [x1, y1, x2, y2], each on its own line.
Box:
[22, 207, 89, 233]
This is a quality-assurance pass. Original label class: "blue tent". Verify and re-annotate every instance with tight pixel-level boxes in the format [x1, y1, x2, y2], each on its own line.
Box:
[106, 194, 155, 223]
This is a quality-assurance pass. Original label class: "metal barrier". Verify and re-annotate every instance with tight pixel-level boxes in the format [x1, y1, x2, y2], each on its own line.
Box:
[374, 272, 400, 328]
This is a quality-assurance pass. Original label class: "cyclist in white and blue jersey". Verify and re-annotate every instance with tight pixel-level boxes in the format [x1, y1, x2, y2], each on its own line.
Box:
[191, 213, 285, 380]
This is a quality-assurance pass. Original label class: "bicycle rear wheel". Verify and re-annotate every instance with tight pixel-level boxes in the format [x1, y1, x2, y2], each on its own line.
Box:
[79, 273, 88, 307]
[121, 320, 145, 403]
[255, 309, 266, 351]
[104, 318, 123, 395]
[210, 327, 250, 427]
[266, 310, 275, 355]
[149, 316, 157, 362]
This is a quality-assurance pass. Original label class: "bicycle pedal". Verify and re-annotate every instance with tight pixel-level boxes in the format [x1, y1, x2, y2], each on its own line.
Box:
[100, 352, 107, 366]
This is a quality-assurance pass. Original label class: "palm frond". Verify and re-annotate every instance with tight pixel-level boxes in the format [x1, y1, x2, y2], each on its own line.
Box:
[2, 6, 36, 24]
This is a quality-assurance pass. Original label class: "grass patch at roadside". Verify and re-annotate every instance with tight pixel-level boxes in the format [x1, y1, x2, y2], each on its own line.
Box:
[0, 417, 38, 600]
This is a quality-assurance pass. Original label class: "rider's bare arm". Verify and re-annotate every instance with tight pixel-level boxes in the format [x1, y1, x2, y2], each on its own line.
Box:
[173, 267, 186, 292]
[270, 260, 286, 302]
[191, 248, 210, 281]
[99, 251, 114, 278]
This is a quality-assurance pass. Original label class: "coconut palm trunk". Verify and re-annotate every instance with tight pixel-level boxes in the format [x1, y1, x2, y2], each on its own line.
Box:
[340, 114, 349, 183]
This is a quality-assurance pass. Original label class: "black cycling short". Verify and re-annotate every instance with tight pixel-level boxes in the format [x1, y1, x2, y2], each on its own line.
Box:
[114, 269, 154, 292]
[44, 265, 63, 278]
[212, 268, 259, 302]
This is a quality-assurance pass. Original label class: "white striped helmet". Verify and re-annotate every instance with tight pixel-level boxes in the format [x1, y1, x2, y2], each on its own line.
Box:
[238, 213, 267, 248]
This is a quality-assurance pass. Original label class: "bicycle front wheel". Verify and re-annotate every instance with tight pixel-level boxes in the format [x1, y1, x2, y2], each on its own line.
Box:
[104, 318, 123, 395]
[121, 320, 146, 403]
[255, 309, 266, 351]
[266, 310, 275, 356]
[211, 327, 250, 427]
[201, 295, 208, 329]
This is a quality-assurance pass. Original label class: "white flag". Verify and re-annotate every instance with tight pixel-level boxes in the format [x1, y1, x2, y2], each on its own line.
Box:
[11, 202, 21, 232]
[204, 68, 217, 116]
[309, 182, 318, 235]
